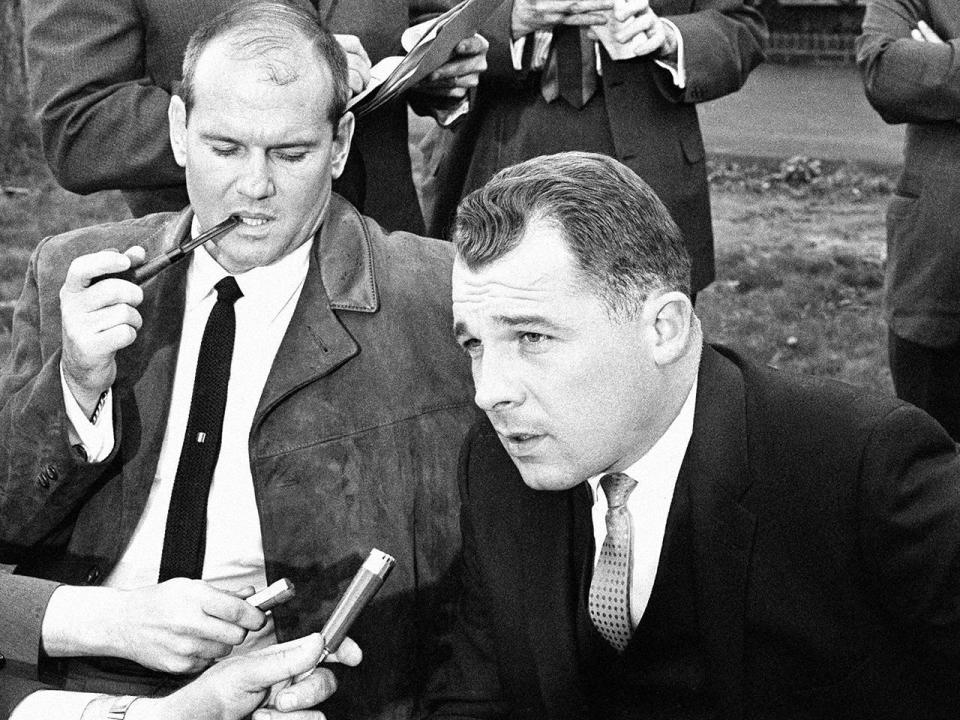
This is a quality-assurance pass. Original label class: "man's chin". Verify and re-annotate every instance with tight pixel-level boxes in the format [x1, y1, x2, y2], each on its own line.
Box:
[510, 459, 582, 493]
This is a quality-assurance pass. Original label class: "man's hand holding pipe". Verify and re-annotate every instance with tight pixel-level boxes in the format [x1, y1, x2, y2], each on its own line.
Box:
[60, 247, 145, 416]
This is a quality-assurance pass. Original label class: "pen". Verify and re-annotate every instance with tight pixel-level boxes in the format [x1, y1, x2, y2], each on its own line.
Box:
[91, 214, 240, 286]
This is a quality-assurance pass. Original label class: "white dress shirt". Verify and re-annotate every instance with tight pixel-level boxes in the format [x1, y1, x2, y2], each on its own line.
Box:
[588, 378, 697, 628]
[105, 237, 312, 646]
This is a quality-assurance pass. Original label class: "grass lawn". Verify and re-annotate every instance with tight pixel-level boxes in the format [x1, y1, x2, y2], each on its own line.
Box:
[1, 156, 896, 396]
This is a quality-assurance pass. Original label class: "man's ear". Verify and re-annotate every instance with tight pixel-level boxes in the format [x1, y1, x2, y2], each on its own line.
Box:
[168, 95, 188, 168]
[330, 111, 355, 180]
[645, 290, 694, 367]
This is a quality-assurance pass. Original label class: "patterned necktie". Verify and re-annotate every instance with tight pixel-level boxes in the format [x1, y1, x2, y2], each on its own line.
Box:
[158, 276, 242, 582]
[588, 472, 638, 651]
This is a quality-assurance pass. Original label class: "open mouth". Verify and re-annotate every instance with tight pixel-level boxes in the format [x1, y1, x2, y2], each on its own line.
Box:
[238, 216, 270, 227]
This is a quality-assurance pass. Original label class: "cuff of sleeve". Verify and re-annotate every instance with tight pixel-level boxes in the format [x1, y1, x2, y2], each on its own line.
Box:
[60, 365, 115, 463]
[10, 691, 104, 720]
[510, 33, 526, 70]
[654, 19, 686, 89]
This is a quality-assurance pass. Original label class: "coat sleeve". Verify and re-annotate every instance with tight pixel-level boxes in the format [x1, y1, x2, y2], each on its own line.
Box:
[856, 0, 960, 124]
[0, 242, 117, 564]
[660, 0, 767, 104]
[425, 429, 512, 720]
[0, 573, 61, 720]
[23, 0, 184, 195]
[858, 403, 960, 668]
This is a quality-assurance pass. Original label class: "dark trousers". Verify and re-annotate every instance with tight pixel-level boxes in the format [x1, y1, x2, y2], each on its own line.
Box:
[888, 330, 960, 441]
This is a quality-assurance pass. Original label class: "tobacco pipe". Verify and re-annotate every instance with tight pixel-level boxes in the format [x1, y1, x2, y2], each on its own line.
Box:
[91, 214, 240, 286]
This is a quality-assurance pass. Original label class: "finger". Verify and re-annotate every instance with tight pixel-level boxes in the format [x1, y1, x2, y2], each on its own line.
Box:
[429, 54, 487, 80]
[84, 303, 144, 336]
[454, 34, 488, 57]
[237, 634, 326, 688]
[228, 585, 257, 600]
[253, 710, 327, 720]
[202, 590, 267, 631]
[192, 614, 256, 647]
[323, 636, 361, 667]
[630, 20, 666, 56]
[611, 11, 654, 44]
[273, 669, 338, 712]
[183, 637, 235, 661]
[911, 27, 924, 41]
[333, 34, 371, 66]
[559, 11, 610, 26]
[63, 251, 137, 293]
[567, 0, 616, 11]
[612, 0, 649, 23]
[917, 20, 945, 43]
[123, 245, 147, 266]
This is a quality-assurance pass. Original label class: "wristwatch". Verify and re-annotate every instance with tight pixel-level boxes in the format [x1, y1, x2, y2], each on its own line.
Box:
[106, 695, 139, 720]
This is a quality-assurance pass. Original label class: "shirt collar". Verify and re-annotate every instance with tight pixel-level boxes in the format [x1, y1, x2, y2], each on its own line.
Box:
[588, 377, 698, 502]
[185, 216, 313, 321]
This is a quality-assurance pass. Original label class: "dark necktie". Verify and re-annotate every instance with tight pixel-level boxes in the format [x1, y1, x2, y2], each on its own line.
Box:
[158, 276, 243, 582]
[588, 472, 638, 651]
[547, 25, 598, 108]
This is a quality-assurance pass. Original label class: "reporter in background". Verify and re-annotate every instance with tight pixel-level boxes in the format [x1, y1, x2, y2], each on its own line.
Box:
[857, 0, 960, 440]
[2, 573, 361, 720]
[24, 0, 487, 233]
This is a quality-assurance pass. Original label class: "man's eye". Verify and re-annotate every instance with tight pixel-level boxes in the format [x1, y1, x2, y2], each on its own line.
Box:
[211, 145, 238, 157]
[459, 338, 481, 356]
[276, 151, 307, 163]
[519, 332, 547, 344]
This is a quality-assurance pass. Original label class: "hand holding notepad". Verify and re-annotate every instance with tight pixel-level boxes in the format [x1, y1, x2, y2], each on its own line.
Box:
[347, 0, 502, 118]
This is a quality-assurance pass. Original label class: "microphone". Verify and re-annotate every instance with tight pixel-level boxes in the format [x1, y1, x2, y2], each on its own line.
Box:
[294, 548, 395, 682]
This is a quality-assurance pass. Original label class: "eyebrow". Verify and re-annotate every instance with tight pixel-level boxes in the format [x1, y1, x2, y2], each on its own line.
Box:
[453, 314, 564, 338]
[199, 132, 319, 149]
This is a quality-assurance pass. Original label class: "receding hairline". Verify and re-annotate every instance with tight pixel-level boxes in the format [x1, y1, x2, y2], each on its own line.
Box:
[186, 31, 336, 113]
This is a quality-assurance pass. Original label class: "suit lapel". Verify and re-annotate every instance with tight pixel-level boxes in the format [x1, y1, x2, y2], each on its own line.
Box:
[519, 481, 591, 718]
[684, 345, 756, 720]
[255, 195, 375, 421]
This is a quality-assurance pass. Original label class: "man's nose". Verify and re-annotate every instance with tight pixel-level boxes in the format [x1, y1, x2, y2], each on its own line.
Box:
[472, 350, 525, 412]
[236, 153, 275, 199]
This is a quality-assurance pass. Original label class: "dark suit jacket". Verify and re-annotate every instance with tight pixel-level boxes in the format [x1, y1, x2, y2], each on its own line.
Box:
[23, 0, 451, 233]
[424, 0, 766, 292]
[426, 345, 960, 719]
[0, 195, 477, 718]
[857, 0, 960, 347]
[0, 574, 60, 719]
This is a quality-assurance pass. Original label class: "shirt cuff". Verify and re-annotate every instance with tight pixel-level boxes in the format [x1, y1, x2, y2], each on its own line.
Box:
[10, 690, 103, 720]
[653, 18, 686, 88]
[510, 33, 526, 70]
[60, 364, 115, 463]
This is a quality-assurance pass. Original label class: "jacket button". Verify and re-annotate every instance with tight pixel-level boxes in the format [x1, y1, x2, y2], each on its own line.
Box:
[85, 565, 102, 584]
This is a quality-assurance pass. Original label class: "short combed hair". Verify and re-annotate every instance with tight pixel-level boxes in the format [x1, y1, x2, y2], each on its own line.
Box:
[453, 152, 692, 319]
[180, 0, 350, 125]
